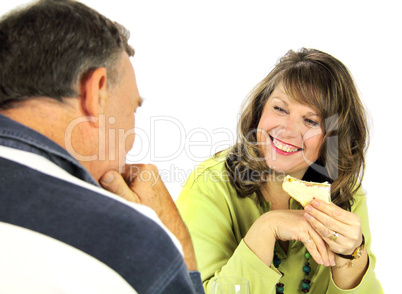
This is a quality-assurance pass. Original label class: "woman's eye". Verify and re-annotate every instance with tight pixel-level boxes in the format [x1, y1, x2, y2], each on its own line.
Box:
[305, 118, 320, 127]
[274, 106, 287, 113]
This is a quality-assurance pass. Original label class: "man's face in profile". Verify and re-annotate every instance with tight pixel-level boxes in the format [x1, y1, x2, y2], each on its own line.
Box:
[100, 53, 142, 175]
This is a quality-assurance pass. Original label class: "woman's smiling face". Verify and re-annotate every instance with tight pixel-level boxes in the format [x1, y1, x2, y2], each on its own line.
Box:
[256, 83, 324, 179]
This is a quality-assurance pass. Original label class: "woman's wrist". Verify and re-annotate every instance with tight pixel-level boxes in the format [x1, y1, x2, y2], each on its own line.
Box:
[335, 234, 365, 259]
[244, 212, 277, 266]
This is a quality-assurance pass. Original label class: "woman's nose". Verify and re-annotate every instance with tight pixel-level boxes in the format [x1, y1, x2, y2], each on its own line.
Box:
[281, 115, 300, 137]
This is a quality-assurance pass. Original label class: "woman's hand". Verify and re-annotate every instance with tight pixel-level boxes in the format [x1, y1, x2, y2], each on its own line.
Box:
[304, 199, 370, 289]
[244, 210, 333, 267]
[304, 199, 363, 257]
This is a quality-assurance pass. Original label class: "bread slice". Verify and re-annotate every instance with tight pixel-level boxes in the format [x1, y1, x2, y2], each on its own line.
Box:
[282, 175, 331, 207]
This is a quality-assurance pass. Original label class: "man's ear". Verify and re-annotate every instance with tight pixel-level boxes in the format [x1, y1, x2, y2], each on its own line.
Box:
[79, 67, 108, 127]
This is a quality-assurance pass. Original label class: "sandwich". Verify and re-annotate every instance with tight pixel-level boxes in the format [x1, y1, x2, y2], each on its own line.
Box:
[282, 175, 331, 207]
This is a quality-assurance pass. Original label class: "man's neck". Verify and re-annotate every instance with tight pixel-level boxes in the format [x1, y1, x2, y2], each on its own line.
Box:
[0, 97, 82, 151]
[1, 100, 67, 148]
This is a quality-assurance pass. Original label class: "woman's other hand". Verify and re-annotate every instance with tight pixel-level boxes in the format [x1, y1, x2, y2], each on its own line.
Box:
[244, 210, 333, 267]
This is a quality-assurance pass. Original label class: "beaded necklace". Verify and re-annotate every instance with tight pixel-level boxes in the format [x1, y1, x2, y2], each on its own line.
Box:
[273, 250, 312, 293]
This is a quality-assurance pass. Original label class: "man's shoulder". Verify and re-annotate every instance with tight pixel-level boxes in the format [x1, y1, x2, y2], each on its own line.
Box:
[0, 221, 137, 293]
[0, 155, 178, 250]
[0, 157, 192, 293]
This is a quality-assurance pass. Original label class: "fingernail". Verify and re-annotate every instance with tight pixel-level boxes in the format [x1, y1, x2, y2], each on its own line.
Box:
[305, 205, 312, 213]
[312, 200, 319, 207]
[101, 172, 114, 184]
[304, 213, 311, 220]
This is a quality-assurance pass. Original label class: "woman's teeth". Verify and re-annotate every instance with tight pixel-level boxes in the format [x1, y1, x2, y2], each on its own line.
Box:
[272, 138, 301, 153]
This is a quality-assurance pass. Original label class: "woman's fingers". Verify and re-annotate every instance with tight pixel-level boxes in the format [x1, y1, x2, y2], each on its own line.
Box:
[305, 210, 340, 240]
[262, 210, 336, 267]
[306, 199, 359, 227]
[302, 229, 333, 266]
[304, 199, 362, 256]
[301, 237, 322, 265]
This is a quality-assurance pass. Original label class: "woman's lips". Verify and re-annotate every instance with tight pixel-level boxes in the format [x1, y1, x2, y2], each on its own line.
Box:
[270, 136, 303, 155]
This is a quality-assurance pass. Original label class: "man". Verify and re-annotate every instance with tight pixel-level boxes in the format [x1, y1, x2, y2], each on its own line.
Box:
[0, 0, 203, 293]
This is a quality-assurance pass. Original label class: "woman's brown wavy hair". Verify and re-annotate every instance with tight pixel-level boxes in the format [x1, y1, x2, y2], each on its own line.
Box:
[225, 48, 368, 210]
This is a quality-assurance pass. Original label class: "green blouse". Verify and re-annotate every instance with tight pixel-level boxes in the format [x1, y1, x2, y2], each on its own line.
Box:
[176, 151, 383, 294]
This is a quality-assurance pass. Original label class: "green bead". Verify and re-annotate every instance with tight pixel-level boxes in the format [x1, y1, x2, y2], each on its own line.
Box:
[273, 256, 281, 268]
[303, 265, 311, 274]
[305, 252, 311, 259]
[276, 286, 285, 293]
[302, 282, 311, 290]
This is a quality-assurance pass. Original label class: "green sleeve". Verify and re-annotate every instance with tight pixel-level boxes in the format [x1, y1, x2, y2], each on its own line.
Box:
[177, 183, 281, 294]
[327, 189, 383, 293]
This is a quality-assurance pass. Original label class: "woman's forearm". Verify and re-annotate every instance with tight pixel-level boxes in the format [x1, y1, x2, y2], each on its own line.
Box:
[331, 247, 369, 289]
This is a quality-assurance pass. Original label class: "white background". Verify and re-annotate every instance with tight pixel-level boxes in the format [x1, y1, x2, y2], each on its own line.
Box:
[3, 1, 401, 293]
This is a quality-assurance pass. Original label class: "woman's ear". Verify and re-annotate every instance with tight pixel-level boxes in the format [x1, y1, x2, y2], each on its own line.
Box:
[79, 67, 108, 127]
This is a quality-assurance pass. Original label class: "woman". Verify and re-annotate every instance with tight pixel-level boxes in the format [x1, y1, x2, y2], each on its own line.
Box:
[176, 48, 383, 293]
